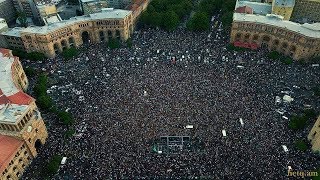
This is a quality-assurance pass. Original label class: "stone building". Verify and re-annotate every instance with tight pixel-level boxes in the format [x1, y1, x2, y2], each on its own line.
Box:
[271, 0, 295, 20]
[126, 0, 149, 24]
[0, 0, 16, 23]
[0, 48, 48, 180]
[13, 0, 42, 25]
[291, 0, 320, 23]
[79, 0, 108, 15]
[0, 8, 134, 58]
[230, 13, 320, 60]
[37, 4, 62, 25]
[308, 116, 320, 152]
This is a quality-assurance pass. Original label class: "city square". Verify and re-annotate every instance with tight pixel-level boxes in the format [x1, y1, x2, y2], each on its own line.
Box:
[21, 23, 320, 179]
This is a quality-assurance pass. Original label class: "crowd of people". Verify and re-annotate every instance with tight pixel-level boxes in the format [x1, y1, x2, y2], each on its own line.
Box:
[22, 16, 320, 179]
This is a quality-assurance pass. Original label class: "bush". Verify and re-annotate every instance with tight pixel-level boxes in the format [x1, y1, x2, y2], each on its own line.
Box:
[281, 57, 293, 65]
[45, 155, 62, 176]
[268, 51, 281, 60]
[108, 38, 120, 49]
[27, 52, 45, 61]
[37, 95, 53, 109]
[58, 111, 74, 125]
[24, 67, 36, 77]
[62, 47, 78, 60]
[295, 139, 308, 152]
[289, 114, 308, 130]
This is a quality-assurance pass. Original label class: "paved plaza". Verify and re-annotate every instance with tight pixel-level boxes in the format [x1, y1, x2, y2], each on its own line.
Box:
[22, 20, 320, 179]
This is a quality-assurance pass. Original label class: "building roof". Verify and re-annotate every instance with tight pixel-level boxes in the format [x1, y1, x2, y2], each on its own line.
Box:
[274, 0, 295, 7]
[1, 9, 132, 37]
[0, 135, 23, 173]
[0, 49, 33, 124]
[235, 6, 253, 14]
[236, 0, 272, 15]
[0, 53, 20, 97]
[233, 13, 320, 38]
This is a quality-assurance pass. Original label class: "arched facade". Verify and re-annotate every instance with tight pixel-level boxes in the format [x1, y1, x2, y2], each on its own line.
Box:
[3, 10, 134, 58]
[230, 21, 320, 60]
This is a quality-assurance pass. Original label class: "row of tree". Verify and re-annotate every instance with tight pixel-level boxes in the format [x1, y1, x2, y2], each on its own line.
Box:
[33, 73, 74, 125]
[12, 49, 46, 61]
[267, 51, 294, 65]
[140, 0, 192, 31]
[187, 0, 236, 31]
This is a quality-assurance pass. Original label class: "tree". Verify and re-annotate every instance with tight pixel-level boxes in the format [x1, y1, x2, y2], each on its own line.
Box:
[24, 67, 36, 77]
[221, 11, 233, 27]
[62, 47, 78, 60]
[289, 114, 308, 130]
[27, 52, 46, 61]
[108, 38, 120, 49]
[295, 139, 308, 152]
[268, 51, 281, 60]
[189, 12, 210, 31]
[16, 11, 28, 27]
[37, 95, 53, 109]
[150, 12, 163, 27]
[163, 11, 179, 31]
[58, 111, 74, 125]
[280, 56, 293, 65]
[45, 155, 62, 176]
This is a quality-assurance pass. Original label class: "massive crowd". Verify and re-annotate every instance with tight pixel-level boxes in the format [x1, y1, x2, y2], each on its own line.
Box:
[22, 16, 320, 179]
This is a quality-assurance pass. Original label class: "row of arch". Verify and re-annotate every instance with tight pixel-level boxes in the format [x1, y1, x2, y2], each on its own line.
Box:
[53, 30, 123, 53]
[235, 32, 297, 57]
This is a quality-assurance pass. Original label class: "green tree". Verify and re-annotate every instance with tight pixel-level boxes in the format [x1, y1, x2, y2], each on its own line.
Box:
[58, 111, 74, 125]
[24, 67, 36, 77]
[281, 56, 293, 65]
[150, 12, 163, 27]
[108, 38, 120, 49]
[221, 11, 233, 27]
[37, 95, 53, 109]
[163, 11, 179, 31]
[12, 49, 27, 59]
[268, 51, 281, 60]
[289, 114, 308, 130]
[45, 155, 62, 176]
[295, 139, 308, 152]
[189, 12, 210, 31]
[62, 47, 78, 60]
[27, 52, 46, 61]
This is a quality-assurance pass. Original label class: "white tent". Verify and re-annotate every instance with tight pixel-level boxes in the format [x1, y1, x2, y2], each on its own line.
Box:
[61, 157, 67, 165]
[283, 95, 294, 103]
[282, 145, 289, 152]
[222, 130, 227, 137]
[186, 125, 193, 129]
[282, 116, 288, 120]
[275, 96, 281, 104]
[239, 118, 244, 126]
